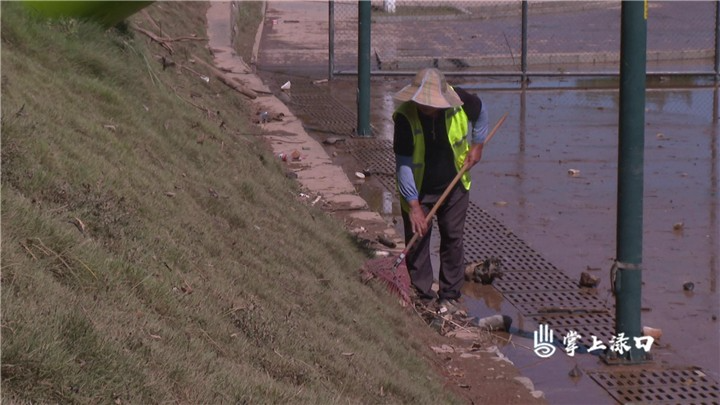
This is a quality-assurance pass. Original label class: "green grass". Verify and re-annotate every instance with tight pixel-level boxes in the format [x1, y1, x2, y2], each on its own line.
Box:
[1, 2, 460, 403]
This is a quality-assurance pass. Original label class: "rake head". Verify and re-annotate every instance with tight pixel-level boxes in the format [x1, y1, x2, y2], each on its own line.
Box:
[359, 256, 413, 306]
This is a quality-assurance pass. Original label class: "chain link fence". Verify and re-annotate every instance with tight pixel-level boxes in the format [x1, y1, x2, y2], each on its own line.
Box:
[330, 0, 720, 77]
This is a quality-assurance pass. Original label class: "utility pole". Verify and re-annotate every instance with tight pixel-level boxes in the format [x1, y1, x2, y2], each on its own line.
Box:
[611, 0, 648, 364]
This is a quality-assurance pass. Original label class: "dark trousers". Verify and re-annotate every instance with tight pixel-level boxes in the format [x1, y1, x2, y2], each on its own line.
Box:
[401, 184, 469, 301]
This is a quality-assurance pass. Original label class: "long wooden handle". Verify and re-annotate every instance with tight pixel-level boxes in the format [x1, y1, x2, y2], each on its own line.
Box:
[480, 112, 508, 148]
[402, 112, 509, 254]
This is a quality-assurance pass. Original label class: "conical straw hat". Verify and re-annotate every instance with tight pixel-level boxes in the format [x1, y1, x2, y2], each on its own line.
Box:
[393, 68, 463, 108]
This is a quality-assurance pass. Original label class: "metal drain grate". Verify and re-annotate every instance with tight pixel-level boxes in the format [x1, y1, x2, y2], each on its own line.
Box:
[346, 140, 395, 176]
[493, 277, 581, 293]
[371, 173, 397, 195]
[504, 290, 609, 315]
[463, 203, 560, 272]
[284, 80, 358, 135]
[497, 271, 575, 283]
[589, 367, 720, 405]
[344, 139, 397, 192]
[465, 229, 558, 270]
[291, 93, 357, 135]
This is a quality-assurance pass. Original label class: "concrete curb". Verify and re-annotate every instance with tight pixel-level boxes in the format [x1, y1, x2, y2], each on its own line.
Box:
[207, 2, 400, 245]
[375, 49, 715, 72]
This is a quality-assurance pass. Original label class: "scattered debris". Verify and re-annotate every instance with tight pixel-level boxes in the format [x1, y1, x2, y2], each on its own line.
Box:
[465, 256, 503, 284]
[322, 136, 345, 145]
[160, 55, 176, 70]
[191, 54, 258, 99]
[513, 376, 544, 399]
[355, 172, 366, 179]
[450, 331, 483, 341]
[280, 80, 291, 91]
[579, 271, 600, 288]
[568, 169, 580, 176]
[538, 306, 607, 314]
[472, 314, 512, 331]
[430, 344, 455, 354]
[642, 326, 663, 340]
[683, 281, 694, 291]
[673, 222, 684, 231]
[568, 364, 583, 378]
[349, 226, 366, 235]
[180, 280, 193, 294]
[493, 201, 508, 207]
[376, 235, 397, 249]
[68, 217, 86, 235]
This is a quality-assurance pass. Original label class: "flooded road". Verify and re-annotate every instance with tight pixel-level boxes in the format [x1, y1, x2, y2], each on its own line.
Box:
[324, 76, 720, 401]
[249, 1, 719, 401]
[375, 77, 720, 377]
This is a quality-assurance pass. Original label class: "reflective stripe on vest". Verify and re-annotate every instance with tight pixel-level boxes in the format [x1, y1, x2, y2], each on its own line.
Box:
[394, 101, 471, 212]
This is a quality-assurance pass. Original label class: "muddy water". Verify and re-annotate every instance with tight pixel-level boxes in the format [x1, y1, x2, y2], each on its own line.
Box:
[225, 0, 719, 401]
[467, 85, 718, 379]
[363, 78, 720, 382]
[269, 72, 719, 401]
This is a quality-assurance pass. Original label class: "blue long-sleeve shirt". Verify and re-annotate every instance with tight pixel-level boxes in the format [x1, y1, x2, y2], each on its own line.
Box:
[394, 88, 488, 202]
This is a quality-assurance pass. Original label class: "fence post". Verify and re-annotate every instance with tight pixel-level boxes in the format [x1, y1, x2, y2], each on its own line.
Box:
[328, 1, 335, 80]
[715, 0, 719, 81]
[521, 0, 528, 83]
[357, 0, 371, 136]
[612, 0, 648, 365]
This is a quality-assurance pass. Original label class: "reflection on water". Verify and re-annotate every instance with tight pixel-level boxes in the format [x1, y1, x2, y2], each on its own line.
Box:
[362, 74, 719, 380]
[477, 83, 718, 379]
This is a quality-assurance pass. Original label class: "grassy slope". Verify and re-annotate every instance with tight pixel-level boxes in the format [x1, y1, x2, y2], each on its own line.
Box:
[1, 2, 458, 404]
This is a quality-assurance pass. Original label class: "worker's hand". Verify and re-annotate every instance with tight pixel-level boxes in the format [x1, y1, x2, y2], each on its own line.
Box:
[408, 200, 428, 237]
[464, 143, 484, 169]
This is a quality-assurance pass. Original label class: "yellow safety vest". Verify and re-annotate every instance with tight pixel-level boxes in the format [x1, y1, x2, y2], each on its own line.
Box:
[394, 102, 471, 212]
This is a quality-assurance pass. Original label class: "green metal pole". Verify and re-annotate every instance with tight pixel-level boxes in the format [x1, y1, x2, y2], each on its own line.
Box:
[329, 1, 335, 81]
[613, 0, 648, 364]
[714, 0, 719, 82]
[521, 0, 528, 83]
[357, 0, 371, 136]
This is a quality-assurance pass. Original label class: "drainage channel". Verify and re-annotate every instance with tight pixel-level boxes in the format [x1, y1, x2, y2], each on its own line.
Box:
[286, 90, 719, 404]
[283, 79, 357, 136]
[588, 367, 720, 405]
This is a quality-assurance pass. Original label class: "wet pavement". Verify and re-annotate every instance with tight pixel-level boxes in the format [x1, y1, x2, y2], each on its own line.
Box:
[250, 1, 719, 403]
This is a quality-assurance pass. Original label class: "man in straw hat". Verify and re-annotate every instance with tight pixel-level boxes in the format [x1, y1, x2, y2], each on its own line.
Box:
[393, 68, 488, 314]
